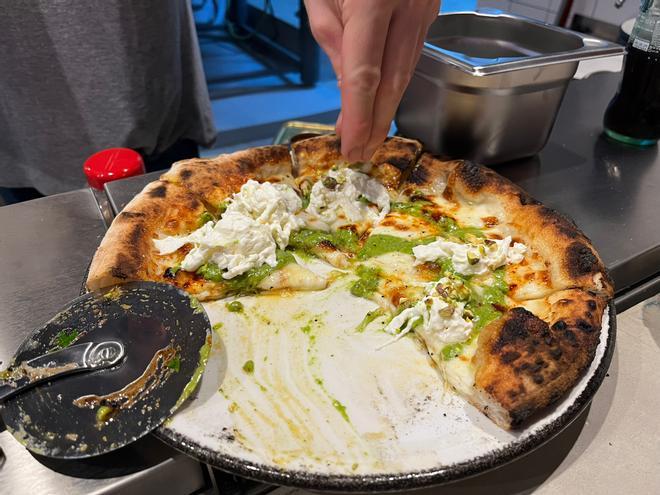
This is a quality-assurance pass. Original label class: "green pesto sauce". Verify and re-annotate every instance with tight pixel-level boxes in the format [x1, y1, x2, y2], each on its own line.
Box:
[226, 301, 244, 313]
[357, 234, 433, 260]
[197, 250, 295, 294]
[350, 265, 381, 298]
[390, 200, 432, 218]
[189, 296, 204, 314]
[196, 262, 223, 282]
[217, 201, 228, 216]
[212, 322, 223, 332]
[390, 200, 484, 242]
[242, 360, 254, 373]
[311, 373, 352, 424]
[55, 329, 79, 349]
[482, 268, 509, 302]
[174, 337, 211, 410]
[468, 268, 508, 331]
[332, 399, 350, 423]
[436, 266, 508, 360]
[167, 354, 181, 372]
[441, 343, 464, 360]
[288, 228, 358, 254]
[198, 211, 215, 227]
[96, 405, 115, 424]
[354, 308, 386, 333]
[226, 250, 295, 293]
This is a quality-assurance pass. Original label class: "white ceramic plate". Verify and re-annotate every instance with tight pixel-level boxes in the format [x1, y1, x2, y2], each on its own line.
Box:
[155, 265, 615, 491]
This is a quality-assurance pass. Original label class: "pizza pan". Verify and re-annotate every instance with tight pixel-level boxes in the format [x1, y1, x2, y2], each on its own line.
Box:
[0, 282, 211, 459]
[148, 268, 616, 492]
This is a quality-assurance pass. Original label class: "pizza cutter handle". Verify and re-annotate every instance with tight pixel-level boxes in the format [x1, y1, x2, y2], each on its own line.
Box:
[0, 341, 125, 403]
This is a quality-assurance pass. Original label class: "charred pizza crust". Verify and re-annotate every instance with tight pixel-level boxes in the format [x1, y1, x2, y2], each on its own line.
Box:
[160, 145, 294, 215]
[86, 134, 613, 431]
[292, 134, 422, 192]
[401, 154, 613, 299]
[473, 290, 608, 429]
[87, 180, 228, 299]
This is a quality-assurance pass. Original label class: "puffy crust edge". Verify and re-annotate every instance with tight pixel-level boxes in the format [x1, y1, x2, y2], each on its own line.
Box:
[86, 180, 207, 291]
[160, 145, 294, 215]
[471, 290, 608, 429]
[410, 155, 613, 298]
[291, 134, 422, 191]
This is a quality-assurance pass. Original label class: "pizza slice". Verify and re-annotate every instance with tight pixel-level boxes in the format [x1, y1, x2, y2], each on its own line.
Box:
[468, 289, 608, 429]
[351, 155, 612, 428]
[399, 154, 613, 299]
[87, 157, 327, 299]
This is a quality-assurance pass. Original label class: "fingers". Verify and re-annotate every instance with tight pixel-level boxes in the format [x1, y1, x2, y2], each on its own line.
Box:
[362, 8, 421, 159]
[304, 0, 343, 80]
[364, 1, 439, 159]
[338, 1, 395, 161]
[305, 0, 439, 161]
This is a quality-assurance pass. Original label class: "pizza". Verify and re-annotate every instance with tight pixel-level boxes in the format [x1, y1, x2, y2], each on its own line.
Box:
[87, 135, 613, 430]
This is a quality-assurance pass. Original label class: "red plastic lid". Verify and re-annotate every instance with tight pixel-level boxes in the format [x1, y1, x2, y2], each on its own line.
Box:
[83, 148, 145, 190]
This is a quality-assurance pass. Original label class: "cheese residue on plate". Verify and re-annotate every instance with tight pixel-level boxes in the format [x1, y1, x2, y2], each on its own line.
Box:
[413, 236, 526, 276]
[154, 180, 304, 278]
[306, 168, 390, 227]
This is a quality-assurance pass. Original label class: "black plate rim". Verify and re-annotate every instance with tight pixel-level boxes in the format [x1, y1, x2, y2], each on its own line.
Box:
[151, 302, 616, 492]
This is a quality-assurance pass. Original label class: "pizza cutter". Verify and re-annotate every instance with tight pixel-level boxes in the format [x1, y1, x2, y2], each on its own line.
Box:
[0, 281, 211, 459]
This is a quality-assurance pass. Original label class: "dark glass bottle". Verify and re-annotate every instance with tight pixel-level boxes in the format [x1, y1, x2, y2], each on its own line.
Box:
[603, 0, 660, 146]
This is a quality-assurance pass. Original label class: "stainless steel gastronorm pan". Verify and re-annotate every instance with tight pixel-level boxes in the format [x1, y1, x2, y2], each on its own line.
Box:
[396, 10, 624, 164]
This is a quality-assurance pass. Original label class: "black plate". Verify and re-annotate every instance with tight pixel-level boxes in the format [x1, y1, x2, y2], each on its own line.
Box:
[0, 282, 211, 459]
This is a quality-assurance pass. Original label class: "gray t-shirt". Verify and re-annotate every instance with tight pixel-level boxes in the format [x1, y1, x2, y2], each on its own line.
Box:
[0, 0, 217, 194]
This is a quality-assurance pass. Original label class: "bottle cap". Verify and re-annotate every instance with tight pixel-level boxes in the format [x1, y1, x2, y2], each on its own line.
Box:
[83, 148, 145, 190]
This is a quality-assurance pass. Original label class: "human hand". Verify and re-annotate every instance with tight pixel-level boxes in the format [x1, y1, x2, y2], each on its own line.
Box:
[304, 0, 440, 162]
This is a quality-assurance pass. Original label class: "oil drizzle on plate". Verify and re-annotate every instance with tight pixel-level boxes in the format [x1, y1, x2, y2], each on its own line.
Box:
[73, 344, 177, 422]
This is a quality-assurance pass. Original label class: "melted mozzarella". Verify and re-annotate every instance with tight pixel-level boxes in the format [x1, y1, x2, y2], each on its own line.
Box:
[307, 168, 390, 227]
[257, 263, 328, 291]
[153, 180, 304, 279]
[443, 340, 478, 396]
[412, 236, 526, 276]
[153, 221, 214, 255]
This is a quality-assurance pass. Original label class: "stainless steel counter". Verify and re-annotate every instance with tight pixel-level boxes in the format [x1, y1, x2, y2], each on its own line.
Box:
[104, 72, 660, 312]
[0, 190, 207, 495]
[0, 190, 106, 369]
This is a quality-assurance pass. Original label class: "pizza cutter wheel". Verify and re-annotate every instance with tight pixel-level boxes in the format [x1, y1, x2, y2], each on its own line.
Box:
[0, 281, 211, 459]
